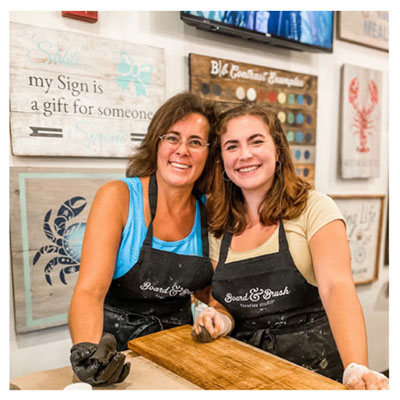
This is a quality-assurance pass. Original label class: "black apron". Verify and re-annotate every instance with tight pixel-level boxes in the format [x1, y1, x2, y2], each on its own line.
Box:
[212, 219, 344, 382]
[104, 174, 213, 351]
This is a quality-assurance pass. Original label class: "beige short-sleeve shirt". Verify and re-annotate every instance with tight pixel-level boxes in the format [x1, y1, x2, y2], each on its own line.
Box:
[209, 190, 344, 286]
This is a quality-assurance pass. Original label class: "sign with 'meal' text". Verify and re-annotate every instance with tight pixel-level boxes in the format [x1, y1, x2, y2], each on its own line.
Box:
[10, 22, 165, 157]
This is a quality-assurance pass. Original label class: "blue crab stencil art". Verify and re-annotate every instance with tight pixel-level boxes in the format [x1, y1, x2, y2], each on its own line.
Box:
[33, 196, 87, 286]
[115, 51, 153, 96]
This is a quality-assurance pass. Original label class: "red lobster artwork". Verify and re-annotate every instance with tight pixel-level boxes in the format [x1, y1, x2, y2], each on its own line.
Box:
[348, 77, 379, 153]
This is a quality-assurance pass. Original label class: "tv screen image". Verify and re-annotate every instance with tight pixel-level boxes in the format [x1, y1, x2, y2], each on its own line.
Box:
[181, 11, 334, 53]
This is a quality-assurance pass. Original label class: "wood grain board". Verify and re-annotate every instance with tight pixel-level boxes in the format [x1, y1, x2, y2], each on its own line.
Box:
[128, 325, 346, 390]
[10, 22, 165, 157]
[189, 53, 318, 188]
[10, 167, 124, 332]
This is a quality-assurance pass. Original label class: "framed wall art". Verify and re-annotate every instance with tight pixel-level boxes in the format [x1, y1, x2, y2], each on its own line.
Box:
[337, 11, 389, 52]
[10, 22, 165, 157]
[189, 53, 318, 187]
[329, 194, 385, 285]
[10, 167, 125, 333]
[339, 64, 383, 179]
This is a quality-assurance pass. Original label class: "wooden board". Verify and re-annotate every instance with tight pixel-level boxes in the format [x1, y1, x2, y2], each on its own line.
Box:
[10, 167, 125, 332]
[10, 22, 165, 157]
[189, 53, 318, 188]
[128, 325, 346, 390]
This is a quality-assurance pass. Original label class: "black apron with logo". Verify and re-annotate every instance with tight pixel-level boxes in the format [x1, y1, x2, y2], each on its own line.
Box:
[212, 219, 344, 382]
[104, 174, 213, 351]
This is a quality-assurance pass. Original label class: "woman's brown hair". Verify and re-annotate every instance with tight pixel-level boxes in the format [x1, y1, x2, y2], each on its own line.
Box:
[126, 92, 219, 194]
[207, 103, 311, 237]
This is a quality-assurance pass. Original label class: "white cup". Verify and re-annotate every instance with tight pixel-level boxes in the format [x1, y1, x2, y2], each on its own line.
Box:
[63, 382, 92, 390]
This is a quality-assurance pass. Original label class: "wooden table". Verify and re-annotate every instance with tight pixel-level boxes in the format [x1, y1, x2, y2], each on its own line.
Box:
[11, 325, 346, 390]
[10, 351, 201, 390]
[128, 325, 346, 390]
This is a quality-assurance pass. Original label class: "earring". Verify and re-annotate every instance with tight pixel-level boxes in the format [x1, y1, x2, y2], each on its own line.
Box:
[222, 170, 230, 182]
[275, 160, 281, 172]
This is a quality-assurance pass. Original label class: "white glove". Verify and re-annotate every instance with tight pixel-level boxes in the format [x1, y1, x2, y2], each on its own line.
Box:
[192, 307, 233, 341]
[343, 362, 389, 390]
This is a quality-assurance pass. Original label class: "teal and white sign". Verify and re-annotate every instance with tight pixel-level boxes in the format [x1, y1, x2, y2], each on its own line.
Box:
[10, 22, 165, 157]
[10, 167, 124, 332]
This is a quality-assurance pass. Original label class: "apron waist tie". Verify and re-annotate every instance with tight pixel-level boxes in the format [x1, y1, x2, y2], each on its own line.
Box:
[234, 310, 327, 352]
[247, 328, 276, 352]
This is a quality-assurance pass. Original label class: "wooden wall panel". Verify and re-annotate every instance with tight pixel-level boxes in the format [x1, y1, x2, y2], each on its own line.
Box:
[189, 53, 318, 187]
[10, 167, 125, 332]
[10, 22, 165, 157]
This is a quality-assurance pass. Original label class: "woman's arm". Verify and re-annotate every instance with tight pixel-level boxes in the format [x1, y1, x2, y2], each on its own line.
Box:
[309, 219, 368, 368]
[68, 181, 129, 344]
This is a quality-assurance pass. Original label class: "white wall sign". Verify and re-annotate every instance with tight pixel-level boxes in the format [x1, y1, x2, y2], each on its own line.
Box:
[340, 64, 382, 179]
[10, 22, 165, 157]
[330, 195, 384, 285]
[337, 11, 389, 52]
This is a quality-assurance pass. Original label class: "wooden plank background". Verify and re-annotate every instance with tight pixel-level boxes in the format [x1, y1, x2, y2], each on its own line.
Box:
[128, 325, 346, 390]
[10, 22, 165, 157]
[189, 53, 318, 187]
[10, 167, 125, 332]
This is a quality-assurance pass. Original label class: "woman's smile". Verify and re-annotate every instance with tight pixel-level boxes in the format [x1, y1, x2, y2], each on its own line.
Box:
[221, 114, 278, 195]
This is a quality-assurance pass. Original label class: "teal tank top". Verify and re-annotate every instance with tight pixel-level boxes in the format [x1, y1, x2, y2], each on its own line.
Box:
[114, 177, 204, 279]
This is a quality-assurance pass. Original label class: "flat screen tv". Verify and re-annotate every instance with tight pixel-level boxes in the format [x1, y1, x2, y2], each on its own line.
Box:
[181, 11, 334, 53]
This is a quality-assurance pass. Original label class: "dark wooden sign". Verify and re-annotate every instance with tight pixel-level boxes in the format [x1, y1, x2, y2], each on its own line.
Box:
[189, 53, 318, 187]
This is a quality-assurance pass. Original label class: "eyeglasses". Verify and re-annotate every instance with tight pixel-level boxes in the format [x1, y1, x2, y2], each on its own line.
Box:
[159, 134, 210, 152]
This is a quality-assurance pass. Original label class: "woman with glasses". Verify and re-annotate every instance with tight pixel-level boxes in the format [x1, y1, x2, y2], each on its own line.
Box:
[68, 92, 218, 386]
[192, 103, 388, 390]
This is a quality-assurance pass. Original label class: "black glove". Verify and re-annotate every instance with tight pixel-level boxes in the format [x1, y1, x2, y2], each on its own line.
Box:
[70, 333, 131, 386]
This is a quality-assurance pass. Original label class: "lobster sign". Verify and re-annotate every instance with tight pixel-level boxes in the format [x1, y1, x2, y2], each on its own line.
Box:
[348, 77, 379, 153]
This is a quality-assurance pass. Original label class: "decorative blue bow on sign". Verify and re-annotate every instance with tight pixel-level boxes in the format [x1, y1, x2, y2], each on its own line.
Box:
[116, 51, 153, 97]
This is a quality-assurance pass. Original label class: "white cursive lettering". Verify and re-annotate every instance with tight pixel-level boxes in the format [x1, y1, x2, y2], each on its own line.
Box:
[224, 286, 291, 303]
[139, 281, 193, 297]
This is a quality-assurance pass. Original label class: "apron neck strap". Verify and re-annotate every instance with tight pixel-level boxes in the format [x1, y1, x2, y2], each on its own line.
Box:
[218, 231, 233, 264]
[277, 216, 289, 251]
[148, 173, 158, 220]
[193, 192, 210, 257]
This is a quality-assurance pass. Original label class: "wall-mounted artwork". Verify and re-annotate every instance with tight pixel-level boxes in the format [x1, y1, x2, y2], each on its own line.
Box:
[9, 22, 165, 157]
[337, 11, 389, 52]
[329, 194, 385, 285]
[189, 53, 318, 187]
[340, 64, 382, 179]
[10, 167, 124, 333]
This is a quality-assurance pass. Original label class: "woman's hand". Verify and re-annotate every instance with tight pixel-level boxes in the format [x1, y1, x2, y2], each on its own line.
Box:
[70, 333, 130, 386]
[191, 306, 233, 342]
[343, 363, 389, 390]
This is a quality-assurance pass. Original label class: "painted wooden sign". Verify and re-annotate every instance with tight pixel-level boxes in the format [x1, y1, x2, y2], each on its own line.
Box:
[189, 53, 317, 187]
[337, 11, 389, 52]
[329, 194, 384, 285]
[340, 64, 382, 179]
[10, 22, 165, 157]
[10, 167, 125, 333]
